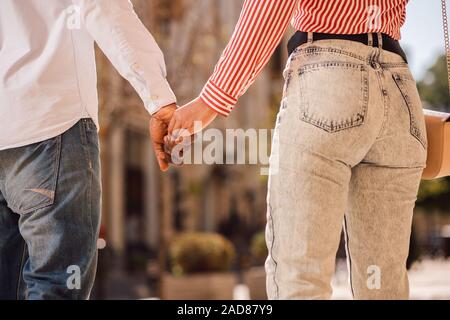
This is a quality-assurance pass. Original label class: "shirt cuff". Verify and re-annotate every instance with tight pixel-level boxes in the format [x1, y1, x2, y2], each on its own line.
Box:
[144, 79, 177, 115]
[200, 81, 238, 117]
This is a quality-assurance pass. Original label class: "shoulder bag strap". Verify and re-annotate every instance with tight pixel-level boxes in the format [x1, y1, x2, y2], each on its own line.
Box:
[442, 0, 450, 98]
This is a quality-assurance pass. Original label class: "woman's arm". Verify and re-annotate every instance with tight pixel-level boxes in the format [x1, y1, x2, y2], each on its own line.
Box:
[168, 0, 298, 138]
[200, 0, 298, 116]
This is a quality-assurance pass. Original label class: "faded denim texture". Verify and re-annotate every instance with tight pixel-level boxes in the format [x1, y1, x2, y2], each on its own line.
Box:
[265, 39, 427, 300]
[0, 119, 101, 299]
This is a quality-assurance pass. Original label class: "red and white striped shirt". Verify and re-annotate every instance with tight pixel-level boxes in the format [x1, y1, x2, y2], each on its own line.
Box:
[200, 0, 408, 116]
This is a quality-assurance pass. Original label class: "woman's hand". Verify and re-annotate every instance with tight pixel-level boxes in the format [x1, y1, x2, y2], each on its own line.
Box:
[167, 97, 218, 140]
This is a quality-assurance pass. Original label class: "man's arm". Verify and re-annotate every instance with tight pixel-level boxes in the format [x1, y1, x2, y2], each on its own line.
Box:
[168, 0, 298, 138]
[72, 0, 177, 170]
[72, 0, 176, 114]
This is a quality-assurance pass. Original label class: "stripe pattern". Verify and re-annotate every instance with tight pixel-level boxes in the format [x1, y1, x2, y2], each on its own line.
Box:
[200, 0, 408, 116]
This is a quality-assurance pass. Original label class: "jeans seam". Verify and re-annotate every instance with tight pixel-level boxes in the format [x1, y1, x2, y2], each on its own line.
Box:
[374, 71, 389, 140]
[15, 240, 27, 299]
[299, 61, 367, 72]
[267, 203, 279, 299]
[80, 121, 95, 268]
[380, 62, 409, 69]
[79, 120, 88, 145]
[359, 161, 427, 169]
[343, 216, 355, 298]
[279, 140, 352, 169]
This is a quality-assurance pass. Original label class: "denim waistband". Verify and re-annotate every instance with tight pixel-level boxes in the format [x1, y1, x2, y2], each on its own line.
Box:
[287, 31, 408, 64]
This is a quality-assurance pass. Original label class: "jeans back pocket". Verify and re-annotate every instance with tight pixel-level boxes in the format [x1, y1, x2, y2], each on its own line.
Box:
[298, 62, 369, 133]
[4, 135, 61, 215]
[392, 72, 427, 149]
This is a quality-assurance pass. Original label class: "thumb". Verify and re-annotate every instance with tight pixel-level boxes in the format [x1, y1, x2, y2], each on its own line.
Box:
[158, 157, 169, 171]
[153, 142, 169, 171]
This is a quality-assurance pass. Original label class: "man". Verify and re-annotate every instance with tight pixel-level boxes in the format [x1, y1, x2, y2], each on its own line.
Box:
[0, 0, 176, 299]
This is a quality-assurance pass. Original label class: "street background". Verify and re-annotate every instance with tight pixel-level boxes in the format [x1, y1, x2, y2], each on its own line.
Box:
[90, 0, 450, 300]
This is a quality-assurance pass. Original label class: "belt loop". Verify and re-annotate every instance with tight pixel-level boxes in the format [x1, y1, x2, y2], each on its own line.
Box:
[367, 33, 374, 47]
[307, 32, 314, 44]
[377, 33, 383, 49]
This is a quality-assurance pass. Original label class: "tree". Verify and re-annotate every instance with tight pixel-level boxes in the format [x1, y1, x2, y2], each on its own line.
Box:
[414, 54, 450, 210]
[417, 54, 449, 110]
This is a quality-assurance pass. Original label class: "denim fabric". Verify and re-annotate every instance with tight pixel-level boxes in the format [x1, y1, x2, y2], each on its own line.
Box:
[0, 119, 101, 299]
[265, 40, 427, 299]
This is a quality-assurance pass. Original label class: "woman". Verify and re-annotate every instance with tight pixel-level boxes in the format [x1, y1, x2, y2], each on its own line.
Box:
[168, 0, 426, 299]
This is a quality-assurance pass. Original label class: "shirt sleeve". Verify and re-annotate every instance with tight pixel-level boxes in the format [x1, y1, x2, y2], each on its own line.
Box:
[199, 0, 298, 116]
[72, 0, 176, 114]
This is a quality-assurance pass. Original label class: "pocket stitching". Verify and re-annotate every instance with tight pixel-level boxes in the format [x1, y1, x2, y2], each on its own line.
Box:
[16, 135, 62, 215]
[392, 74, 427, 149]
[298, 62, 369, 133]
[292, 46, 367, 63]
[80, 120, 95, 171]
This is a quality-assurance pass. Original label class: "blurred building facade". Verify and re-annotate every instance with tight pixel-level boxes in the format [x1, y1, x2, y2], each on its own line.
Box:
[91, 1, 450, 299]
[94, 0, 289, 298]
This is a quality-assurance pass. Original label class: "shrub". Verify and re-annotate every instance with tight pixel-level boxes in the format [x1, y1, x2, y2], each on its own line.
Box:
[169, 232, 236, 276]
[250, 231, 268, 263]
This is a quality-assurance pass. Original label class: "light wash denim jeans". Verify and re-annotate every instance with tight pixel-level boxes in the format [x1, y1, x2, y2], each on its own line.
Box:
[265, 39, 427, 299]
[0, 119, 101, 299]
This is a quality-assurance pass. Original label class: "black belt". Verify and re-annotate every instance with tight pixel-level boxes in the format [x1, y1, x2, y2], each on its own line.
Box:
[287, 31, 408, 63]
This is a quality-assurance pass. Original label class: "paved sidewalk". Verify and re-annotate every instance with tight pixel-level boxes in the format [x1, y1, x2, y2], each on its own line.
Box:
[332, 259, 450, 300]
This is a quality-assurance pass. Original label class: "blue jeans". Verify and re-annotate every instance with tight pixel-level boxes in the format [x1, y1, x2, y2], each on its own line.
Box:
[265, 40, 426, 299]
[0, 119, 101, 299]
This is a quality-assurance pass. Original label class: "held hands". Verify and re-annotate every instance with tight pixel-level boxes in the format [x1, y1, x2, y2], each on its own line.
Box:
[168, 97, 217, 139]
[149, 103, 177, 171]
[164, 97, 218, 166]
[149, 98, 218, 171]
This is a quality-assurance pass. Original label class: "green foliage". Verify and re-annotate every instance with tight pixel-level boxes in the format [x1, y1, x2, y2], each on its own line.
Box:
[416, 54, 450, 210]
[169, 232, 236, 276]
[250, 231, 268, 263]
[187, 181, 203, 196]
[417, 178, 450, 206]
[417, 178, 450, 213]
[417, 55, 449, 110]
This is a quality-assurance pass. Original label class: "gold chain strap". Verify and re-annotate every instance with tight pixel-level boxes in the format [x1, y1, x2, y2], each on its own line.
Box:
[442, 0, 450, 96]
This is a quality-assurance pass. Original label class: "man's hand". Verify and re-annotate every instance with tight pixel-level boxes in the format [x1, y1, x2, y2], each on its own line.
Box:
[167, 97, 218, 140]
[149, 103, 177, 171]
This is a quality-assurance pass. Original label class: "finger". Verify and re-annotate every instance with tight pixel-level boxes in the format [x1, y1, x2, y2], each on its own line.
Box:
[163, 135, 177, 156]
[153, 142, 169, 171]
[179, 136, 193, 155]
[172, 127, 191, 142]
[169, 134, 194, 156]
[163, 152, 174, 166]
[163, 136, 184, 167]
[170, 123, 189, 143]
[157, 154, 169, 171]
[168, 115, 181, 135]
[168, 136, 187, 166]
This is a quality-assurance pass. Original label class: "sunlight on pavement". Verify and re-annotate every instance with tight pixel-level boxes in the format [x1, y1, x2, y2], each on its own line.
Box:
[332, 259, 450, 300]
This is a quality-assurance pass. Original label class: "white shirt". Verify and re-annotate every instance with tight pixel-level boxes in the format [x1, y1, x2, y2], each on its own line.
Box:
[0, 0, 176, 150]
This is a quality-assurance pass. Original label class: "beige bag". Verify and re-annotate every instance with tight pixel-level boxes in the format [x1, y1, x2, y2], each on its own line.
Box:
[421, 0, 450, 180]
